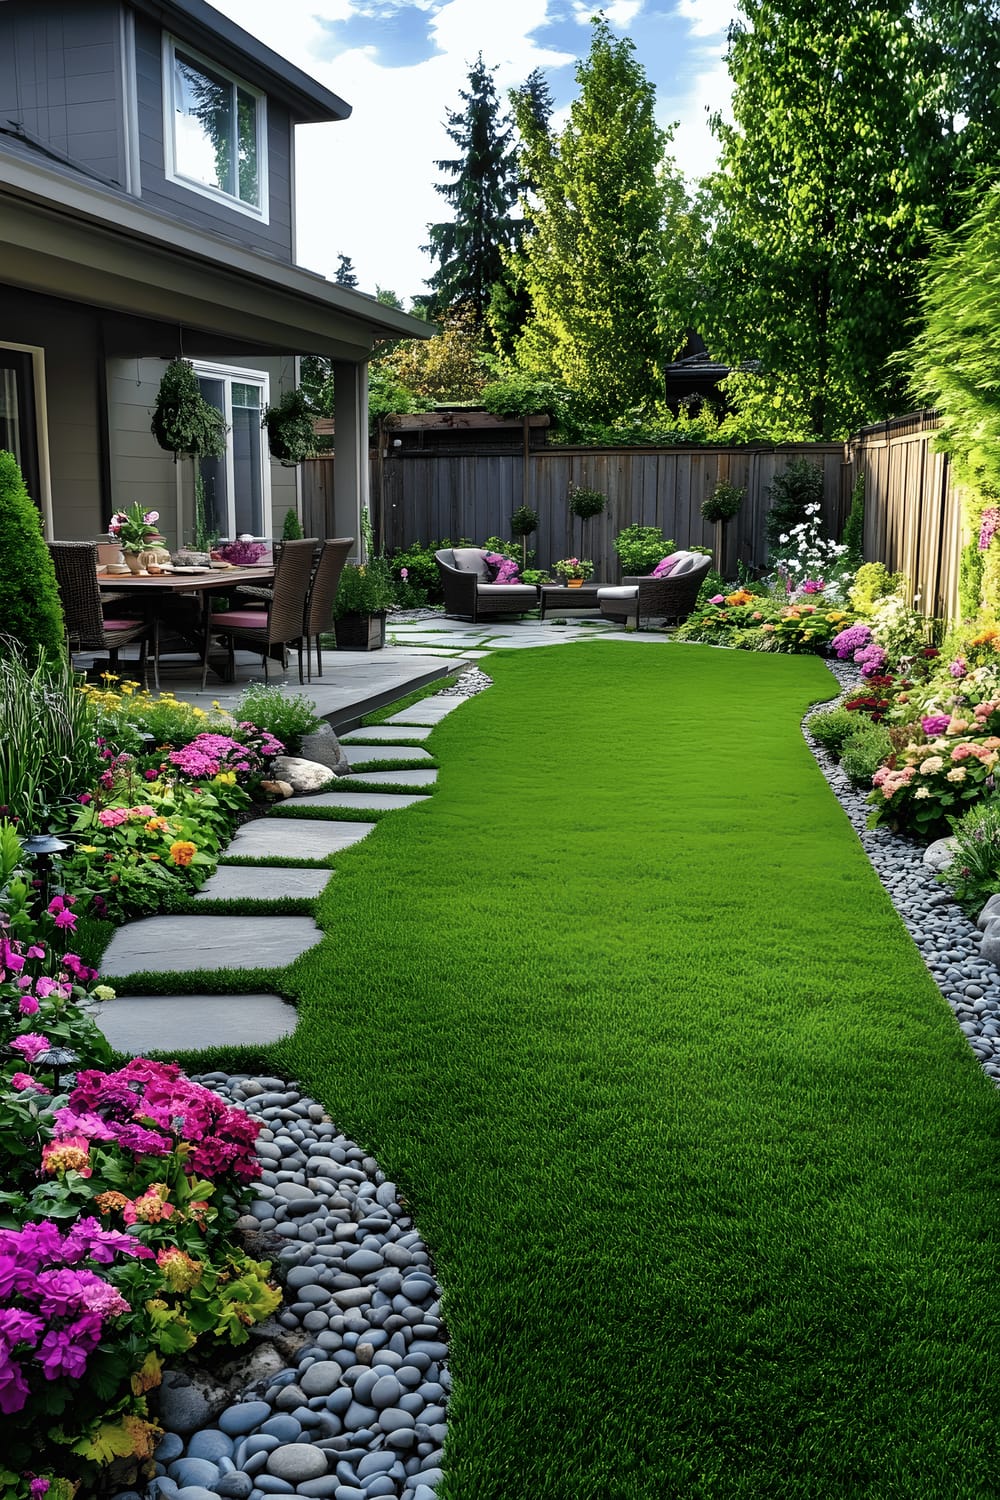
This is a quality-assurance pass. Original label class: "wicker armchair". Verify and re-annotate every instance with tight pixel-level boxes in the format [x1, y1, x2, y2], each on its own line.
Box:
[435, 547, 537, 622]
[48, 541, 151, 682]
[201, 538, 318, 686]
[303, 537, 353, 680]
[598, 556, 711, 629]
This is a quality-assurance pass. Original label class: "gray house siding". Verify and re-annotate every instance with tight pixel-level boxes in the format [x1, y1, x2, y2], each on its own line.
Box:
[0, 286, 104, 537]
[132, 14, 294, 260]
[0, 0, 129, 188]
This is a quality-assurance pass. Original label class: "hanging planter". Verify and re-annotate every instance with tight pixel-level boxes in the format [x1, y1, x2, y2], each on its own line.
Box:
[150, 359, 228, 460]
[263, 388, 316, 466]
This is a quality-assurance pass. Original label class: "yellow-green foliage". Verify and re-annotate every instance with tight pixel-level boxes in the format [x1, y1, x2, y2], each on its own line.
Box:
[0, 450, 65, 657]
[848, 562, 905, 616]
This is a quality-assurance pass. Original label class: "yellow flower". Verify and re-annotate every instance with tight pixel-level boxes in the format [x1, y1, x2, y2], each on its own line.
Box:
[80, 844, 99, 854]
[169, 840, 197, 867]
[214, 771, 237, 786]
[193, 707, 206, 717]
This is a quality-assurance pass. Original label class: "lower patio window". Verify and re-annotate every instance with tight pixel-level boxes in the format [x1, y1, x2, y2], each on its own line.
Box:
[195, 366, 270, 541]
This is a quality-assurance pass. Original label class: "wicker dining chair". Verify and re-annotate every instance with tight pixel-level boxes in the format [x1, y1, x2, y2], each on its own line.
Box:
[200, 537, 318, 687]
[48, 541, 151, 683]
[302, 537, 353, 681]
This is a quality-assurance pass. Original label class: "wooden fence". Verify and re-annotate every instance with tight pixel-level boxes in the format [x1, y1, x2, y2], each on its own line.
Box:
[844, 411, 960, 622]
[303, 442, 848, 583]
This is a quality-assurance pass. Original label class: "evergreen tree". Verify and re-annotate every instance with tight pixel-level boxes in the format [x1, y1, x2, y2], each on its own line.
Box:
[422, 55, 521, 323]
[0, 450, 65, 658]
[509, 17, 694, 424]
[702, 0, 1000, 441]
[334, 254, 358, 288]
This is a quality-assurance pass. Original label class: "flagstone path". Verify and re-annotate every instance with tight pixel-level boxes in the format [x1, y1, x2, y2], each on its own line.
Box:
[94, 697, 455, 1055]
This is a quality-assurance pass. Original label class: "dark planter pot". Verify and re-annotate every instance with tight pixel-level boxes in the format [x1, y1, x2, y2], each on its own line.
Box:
[336, 611, 386, 651]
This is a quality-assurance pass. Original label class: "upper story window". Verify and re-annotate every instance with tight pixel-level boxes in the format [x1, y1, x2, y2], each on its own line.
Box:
[164, 38, 268, 220]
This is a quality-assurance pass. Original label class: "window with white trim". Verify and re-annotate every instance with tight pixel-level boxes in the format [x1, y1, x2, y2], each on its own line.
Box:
[164, 37, 267, 217]
[194, 366, 270, 541]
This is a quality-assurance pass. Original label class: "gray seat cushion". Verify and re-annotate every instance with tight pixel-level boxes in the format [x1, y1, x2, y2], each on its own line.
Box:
[597, 586, 637, 599]
[477, 584, 535, 599]
[452, 547, 492, 581]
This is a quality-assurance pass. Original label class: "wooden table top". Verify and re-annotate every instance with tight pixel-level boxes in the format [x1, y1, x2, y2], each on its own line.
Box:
[98, 565, 275, 593]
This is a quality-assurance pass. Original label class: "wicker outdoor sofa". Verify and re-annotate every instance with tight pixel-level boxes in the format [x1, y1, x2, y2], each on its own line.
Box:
[597, 554, 712, 629]
[435, 547, 538, 623]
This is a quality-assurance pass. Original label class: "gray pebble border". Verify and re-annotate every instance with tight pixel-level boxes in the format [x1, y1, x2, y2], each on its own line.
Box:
[806, 659, 1000, 1085]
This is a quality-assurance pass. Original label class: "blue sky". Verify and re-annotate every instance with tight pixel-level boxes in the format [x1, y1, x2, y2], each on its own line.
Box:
[208, 0, 738, 301]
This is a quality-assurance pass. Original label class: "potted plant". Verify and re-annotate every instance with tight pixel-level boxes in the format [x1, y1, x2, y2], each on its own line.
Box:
[150, 359, 227, 460]
[333, 556, 397, 650]
[510, 504, 539, 569]
[553, 557, 594, 586]
[612, 524, 676, 581]
[108, 503, 164, 573]
[263, 388, 315, 466]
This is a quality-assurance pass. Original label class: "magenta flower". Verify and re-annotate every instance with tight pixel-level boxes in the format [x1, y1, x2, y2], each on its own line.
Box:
[9, 1073, 48, 1093]
[949, 658, 967, 679]
[97, 807, 129, 828]
[800, 578, 825, 594]
[921, 714, 951, 735]
[708, 594, 725, 605]
[52, 909, 76, 932]
[10, 1035, 50, 1064]
[25, 945, 45, 960]
[18, 996, 39, 1017]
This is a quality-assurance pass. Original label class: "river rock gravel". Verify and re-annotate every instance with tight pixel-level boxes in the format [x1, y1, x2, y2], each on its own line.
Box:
[128, 1077, 449, 1500]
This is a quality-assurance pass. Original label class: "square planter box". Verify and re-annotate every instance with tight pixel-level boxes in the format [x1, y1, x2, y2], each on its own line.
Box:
[336, 611, 386, 651]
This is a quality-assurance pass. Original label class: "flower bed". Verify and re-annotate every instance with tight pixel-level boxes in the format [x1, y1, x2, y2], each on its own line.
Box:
[0, 664, 319, 1495]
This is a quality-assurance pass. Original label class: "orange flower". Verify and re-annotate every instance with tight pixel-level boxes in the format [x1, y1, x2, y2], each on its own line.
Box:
[94, 1190, 130, 1214]
[169, 840, 197, 867]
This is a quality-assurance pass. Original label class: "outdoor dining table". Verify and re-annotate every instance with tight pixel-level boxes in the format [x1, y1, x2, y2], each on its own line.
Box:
[98, 565, 276, 686]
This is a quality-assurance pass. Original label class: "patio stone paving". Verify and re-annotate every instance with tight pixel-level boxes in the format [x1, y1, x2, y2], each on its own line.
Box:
[341, 744, 434, 764]
[93, 993, 297, 1053]
[101, 915, 320, 976]
[338, 768, 439, 787]
[224, 818, 375, 859]
[340, 725, 433, 742]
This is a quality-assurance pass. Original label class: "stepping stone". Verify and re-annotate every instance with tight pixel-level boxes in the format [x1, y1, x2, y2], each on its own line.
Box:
[339, 768, 438, 787]
[341, 725, 432, 743]
[386, 699, 465, 723]
[101, 916, 320, 976]
[342, 745, 434, 764]
[93, 993, 296, 1054]
[196, 865, 332, 900]
[277, 790, 429, 812]
[225, 819, 375, 860]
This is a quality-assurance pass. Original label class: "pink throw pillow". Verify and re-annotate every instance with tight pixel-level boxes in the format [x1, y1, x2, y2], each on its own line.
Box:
[492, 558, 521, 584]
[651, 555, 679, 578]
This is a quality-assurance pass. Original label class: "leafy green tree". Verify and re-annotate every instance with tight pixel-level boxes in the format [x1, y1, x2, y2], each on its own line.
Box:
[422, 55, 521, 324]
[702, 0, 1000, 440]
[0, 451, 65, 659]
[509, 17, 696, 424]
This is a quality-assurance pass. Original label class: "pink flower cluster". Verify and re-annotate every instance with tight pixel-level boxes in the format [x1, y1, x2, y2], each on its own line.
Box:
[800, 578, 825, 594]
[979, 507, 1000, 551]
[0, 1218, 150, 1414]
[830, 624, 872, 660]
[169, 733, 254, 779]
[486, 553, 520, 585]
[949, 657, 968, 679]
[856, 643, 889, 677]
[871, 765, 916, 799]
[921, 714, 951, 736]
[59, 1058, 261, 1183]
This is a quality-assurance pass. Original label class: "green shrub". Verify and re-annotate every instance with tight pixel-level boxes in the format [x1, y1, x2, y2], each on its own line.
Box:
[335, 558, 397, 616]
[0, 451, 65, 658]
[481, 374, 570, 421]
[281, 507, 304, 541]
[848, 562, 905, 615]
[612, 524, 676, 577]
[809, 706, 863, 755]
[389, 540, 453, 605]
[765, 459, 824, 553]
[839, 719, 893, 784]
[0, 643, 99, 831]
[959, 539, 985, 619]
[233, 683, 321, 754]
[701, 481, 744, 524]
[941, 795, 1000, 914]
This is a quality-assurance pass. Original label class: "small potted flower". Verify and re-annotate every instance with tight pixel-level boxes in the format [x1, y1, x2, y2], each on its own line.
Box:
[108, 503, 164, 573]
[553, 557, 594, 587]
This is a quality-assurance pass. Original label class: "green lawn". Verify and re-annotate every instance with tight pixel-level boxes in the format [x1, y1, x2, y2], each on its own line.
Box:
[277, 643, 1000, 1500]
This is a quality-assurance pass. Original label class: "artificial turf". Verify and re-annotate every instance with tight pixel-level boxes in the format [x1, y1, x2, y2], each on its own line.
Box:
[277, 642, 1000, 1500]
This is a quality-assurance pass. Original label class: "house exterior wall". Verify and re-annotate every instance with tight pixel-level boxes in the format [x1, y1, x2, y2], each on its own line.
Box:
[0, 0, 129, 188]
[107, 355, 298, 547]
[0, 286, 104, 538]
[132, 13, 294, 260]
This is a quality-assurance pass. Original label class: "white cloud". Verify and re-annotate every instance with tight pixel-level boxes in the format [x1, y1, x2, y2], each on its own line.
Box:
[674, 0, 736, 38]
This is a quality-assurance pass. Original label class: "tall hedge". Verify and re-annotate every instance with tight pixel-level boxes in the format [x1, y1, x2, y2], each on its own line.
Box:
[0, 450, 65, 658]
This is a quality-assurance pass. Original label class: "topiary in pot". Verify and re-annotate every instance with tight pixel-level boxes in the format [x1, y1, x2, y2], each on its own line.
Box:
[263, 388, 315, 466]
[568, 485, 606, 521]
[282, 507, 304, 541]
[151, 359, 228, 460]
[701, 481, 744, 524]
[0, 450, 65, 659]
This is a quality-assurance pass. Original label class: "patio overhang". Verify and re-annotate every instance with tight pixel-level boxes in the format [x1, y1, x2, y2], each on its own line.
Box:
[0, 149, 430, 362]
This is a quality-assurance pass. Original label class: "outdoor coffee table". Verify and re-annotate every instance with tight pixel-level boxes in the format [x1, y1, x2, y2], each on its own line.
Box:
[538, 583, 602, 620]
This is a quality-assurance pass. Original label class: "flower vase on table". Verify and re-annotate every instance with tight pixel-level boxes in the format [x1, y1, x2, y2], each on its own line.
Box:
[553, 557, 594, 588]
[109, 503, 163, 574]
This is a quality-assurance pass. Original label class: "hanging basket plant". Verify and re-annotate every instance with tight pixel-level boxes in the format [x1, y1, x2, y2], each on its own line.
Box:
[568, 484, 606, 521]
[150, 359, 228, 460]
[263, 388, 316, 466]
[701, 481, 744, 524]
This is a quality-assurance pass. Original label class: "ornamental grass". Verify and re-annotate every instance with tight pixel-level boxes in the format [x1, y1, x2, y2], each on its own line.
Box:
[277, 642, 1000, 1500]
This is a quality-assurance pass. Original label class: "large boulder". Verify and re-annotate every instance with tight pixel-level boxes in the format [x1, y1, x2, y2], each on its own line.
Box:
[977, 892, 1000, 930]
[272, 756, 336, 794]
[922, 837, 958, 872]
[298, 721, 351, 776]
[980, 917, 1000, 966]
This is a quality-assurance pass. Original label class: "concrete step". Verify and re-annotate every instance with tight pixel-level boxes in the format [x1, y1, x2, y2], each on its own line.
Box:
[101, 915, 320, 976]
[224, 818, 375, 860]
[340, 725, 433, 742]
[93, 993, 296, 1054]
[196, 865, 332, 900]
[276, 790, 429, 813]
[342, 745, 434, 765]
[338, 768, 438, 788]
